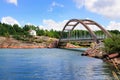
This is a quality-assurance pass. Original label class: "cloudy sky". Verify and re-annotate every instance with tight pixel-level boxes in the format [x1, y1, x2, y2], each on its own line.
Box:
[0, 0, 120, 31]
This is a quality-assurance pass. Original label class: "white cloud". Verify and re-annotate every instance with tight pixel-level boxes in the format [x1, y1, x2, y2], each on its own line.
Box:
[52, 1, 64, 7]
[6, 0, 17, 6]
[106, 21, 120, 31]
[73, 0, 84, 9]
[40, 19, 120, 32]
[39, 19, 103, 31]
[1, 16, 20, 26]
[73, 0, 120, 19]
[25, 22, 37, 26]
[39, 19, 68, 31]
[48, 1, 64, 12]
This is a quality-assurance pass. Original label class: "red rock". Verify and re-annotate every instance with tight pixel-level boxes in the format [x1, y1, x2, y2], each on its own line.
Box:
[108, 53, 119, 59]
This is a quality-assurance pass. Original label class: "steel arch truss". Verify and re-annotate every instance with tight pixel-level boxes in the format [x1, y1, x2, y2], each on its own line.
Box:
[59, 19, 112, 43]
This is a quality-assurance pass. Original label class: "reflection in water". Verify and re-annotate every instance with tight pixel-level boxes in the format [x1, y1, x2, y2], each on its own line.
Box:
[0, 48, 118, 80]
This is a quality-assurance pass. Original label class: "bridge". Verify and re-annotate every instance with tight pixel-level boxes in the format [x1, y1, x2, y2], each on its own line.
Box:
[57, 19, 112, 48]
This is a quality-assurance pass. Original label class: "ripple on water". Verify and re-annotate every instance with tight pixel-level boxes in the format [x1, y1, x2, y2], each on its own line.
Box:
[0, 48, 117, 80]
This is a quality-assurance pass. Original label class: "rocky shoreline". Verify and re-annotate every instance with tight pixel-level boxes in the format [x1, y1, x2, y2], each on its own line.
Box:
[0, 36, 79, 49]
[82, 47, 120, 66]
[0, 36, 59, 49]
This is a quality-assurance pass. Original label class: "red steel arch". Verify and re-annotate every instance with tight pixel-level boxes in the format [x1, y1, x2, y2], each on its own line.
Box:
[59, 19, 112, 43]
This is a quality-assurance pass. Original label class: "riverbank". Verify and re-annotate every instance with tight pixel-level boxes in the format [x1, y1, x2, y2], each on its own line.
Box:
[0, 36, 80, 49]
[82, 47, 120, 66]
[0, 36, 59, 48]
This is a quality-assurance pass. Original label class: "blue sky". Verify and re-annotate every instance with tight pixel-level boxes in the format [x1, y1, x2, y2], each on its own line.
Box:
[0, 0, 120, 30]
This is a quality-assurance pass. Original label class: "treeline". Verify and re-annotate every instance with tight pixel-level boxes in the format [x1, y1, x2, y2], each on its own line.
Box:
[61, 30, 120, 39]
[0, 22, 120, 39]
[0, 22, 60, 38]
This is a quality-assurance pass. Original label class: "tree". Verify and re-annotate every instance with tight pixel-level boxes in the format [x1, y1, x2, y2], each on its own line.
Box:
[23, 25, 31, 31]
[103, 34, 120, 54]
[0, 23, 11, 36]
[36, 29, 45, 36]
[13, 24, 24, 35]
[109, 30, 120, 35]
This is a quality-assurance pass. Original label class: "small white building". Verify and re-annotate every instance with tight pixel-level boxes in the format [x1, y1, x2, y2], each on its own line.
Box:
[29, 30, 37, 36]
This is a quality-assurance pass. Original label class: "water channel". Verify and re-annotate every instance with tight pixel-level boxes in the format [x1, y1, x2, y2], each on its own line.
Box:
[0, 48, 117, 80]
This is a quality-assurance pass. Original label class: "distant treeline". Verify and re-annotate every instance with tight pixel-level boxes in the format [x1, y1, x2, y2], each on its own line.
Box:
[0, 22, 60, 38]
[0, 22, 120, 39]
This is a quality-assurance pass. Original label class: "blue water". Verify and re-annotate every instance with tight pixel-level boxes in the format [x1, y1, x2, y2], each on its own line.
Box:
[0, 48, 115, 80]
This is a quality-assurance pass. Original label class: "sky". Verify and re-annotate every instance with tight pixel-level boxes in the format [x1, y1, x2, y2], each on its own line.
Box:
[0, 0, 120, 31]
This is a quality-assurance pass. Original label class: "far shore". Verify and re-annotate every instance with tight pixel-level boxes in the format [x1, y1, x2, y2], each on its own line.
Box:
[0, 36, 58, 49]
[0, 36, 81, 49]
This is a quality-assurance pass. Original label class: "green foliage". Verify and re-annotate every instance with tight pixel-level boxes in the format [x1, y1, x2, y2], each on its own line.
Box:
[36, 29, 45, 36]
[103, 35, 120, 54]
[23, 25, 31, 31]
[13, 35, 22, 40]
[108, 30, 120, 35]
[13, 24, 25, 35]
[0, 23, 11, 36]
[70, 42, 79, 46]
[23, 25, 37, 31]
[0, 22, 60, 39]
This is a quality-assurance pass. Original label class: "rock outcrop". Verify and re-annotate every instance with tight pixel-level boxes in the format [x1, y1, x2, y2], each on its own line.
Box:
[65, 43, 80, 48]
[0, 36, 58, 48]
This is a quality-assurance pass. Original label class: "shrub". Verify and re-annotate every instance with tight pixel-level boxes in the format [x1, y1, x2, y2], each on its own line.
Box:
[13, 35, 22, 40]
[103, 35, 120, 54]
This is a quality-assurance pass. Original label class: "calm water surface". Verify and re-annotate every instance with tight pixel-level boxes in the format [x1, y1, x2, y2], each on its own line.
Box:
[0, 48, 116, 80]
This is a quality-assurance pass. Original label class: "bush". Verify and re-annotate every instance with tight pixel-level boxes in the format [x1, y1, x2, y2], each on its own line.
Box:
[103, 35, 120, 54]
[13, 35, 22, 40]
